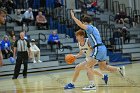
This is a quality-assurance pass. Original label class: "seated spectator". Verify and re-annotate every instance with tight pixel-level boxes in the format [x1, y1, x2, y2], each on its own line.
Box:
[114, 12, 125, 24]
[30, 39, 42, 63]
[14, 9, 23, 26]
[119, 9, 128, 24]
[23, 8, 34, 26]
[10, 35, 16, 51]
[36, 11, 48, 29]
[1, 35, 13, 59]
[23, 30, 28, 40]
[48, 31, 61, 52]
[54, 0, 64, 16]
[82, 0, 104, 14]
[5, 0, 15, 14]
[119, 9, 127, 19]
[113, 28, 123, 45]
[122, 27, 130, 44]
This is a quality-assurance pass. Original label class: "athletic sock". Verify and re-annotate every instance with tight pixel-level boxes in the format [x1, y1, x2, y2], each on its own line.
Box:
[89, 80, 94, 85]
[118, 67, 121, 71]
[71, 81, 75, 85]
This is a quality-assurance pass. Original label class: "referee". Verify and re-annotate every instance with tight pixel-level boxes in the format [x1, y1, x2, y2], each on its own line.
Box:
[12, 32, 31, 79]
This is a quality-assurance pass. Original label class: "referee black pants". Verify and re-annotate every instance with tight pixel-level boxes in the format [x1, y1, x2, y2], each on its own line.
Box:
[13, 52, 28, 78]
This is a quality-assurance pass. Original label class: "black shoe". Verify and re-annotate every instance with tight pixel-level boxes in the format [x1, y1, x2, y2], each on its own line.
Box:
[23, 76, 27, 78]
[12, 77, 17, 79]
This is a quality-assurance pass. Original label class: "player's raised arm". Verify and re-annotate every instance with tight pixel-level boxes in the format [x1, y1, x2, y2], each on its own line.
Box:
[71, 10, 87, 30]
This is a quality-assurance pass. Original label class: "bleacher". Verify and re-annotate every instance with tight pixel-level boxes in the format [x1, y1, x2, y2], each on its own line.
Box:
[103, 0, 140, 61]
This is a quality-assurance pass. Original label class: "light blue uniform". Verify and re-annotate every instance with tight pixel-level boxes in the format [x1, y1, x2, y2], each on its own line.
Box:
[85, 25, 107, 61]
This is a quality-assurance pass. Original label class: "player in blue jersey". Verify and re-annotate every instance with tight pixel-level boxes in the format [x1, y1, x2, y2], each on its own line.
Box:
[70, 10, 125, 81]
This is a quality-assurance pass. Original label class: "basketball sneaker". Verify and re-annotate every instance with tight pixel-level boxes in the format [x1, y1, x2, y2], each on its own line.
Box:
[102, 74, 108, 84]
[82, 84, 96, 90]
[119, 66, 125, 77]
[64, 83, 75, 89]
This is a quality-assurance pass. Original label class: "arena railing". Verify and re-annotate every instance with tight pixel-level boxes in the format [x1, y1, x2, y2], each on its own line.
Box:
[38, 33, 47, 48]
[109, 15, 115, 26]
[112, 1, 120, 14]
[125, 7, 133, 18]
[119, 4, 125, 12]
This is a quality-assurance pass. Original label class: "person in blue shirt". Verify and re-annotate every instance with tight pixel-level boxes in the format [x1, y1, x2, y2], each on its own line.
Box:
[1, 35, 13, 59]
[48, 31, 61, 51]
[68, 10, 125, 90]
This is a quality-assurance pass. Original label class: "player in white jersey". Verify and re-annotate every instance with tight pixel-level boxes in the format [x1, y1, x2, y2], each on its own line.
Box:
[64, 30, 108, 90]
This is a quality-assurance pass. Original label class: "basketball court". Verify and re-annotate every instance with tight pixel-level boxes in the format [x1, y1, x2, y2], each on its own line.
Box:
[0, 0, 140, 93]
[0, 63, 140, 93]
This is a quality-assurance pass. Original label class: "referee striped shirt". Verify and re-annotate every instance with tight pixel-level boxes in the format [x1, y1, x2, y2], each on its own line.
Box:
[14, 39, 30, 52]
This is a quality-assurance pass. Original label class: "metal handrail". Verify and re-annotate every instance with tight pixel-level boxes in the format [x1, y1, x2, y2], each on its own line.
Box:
[109, 15, 115, 25]
[38, 33, 47, 42]
[38, 33, 47, 48]
[112, 1, 119, 14]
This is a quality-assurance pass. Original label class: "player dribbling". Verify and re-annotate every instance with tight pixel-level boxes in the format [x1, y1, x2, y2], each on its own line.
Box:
[64, 30, 108, 90]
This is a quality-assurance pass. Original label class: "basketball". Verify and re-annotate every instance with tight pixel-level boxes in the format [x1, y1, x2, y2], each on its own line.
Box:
[9, 57, 15, 64]
[65, 54, 76, 64]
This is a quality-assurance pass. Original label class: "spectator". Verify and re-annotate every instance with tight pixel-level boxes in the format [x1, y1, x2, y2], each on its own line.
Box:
[122, 27, 130, 44]
[48, 31, 61, 52]
[14, 9, 23, 26]
[23, 30, 28, 40]
[113, 28, 123, 45]
[5, 0, 15, 14]
[30, 39, 42, 63]
[82, 0, 104, 14]
[114, 13, 121, 23]
[9, 31, 16, 50]
[36, 11, 48, 29]
[54, 0, 63, 16]
[23, 8, 34, 26]
[10, 35, 16, 51]
[119, 9, 128, 24]
[114, 12, 124, 24]
[8, 30, 15, 41]
[119, 9, 127, 19]
[1, 35, 13, 59]
[113, 28, 123, 38]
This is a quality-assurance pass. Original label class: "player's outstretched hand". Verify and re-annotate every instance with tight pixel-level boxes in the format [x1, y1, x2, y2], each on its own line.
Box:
[70, 10, 75, 18]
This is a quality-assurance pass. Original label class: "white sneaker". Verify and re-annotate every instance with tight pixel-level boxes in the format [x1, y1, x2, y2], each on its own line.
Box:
[119, 66, 125, 77]
[33, 60, 37, 63]
[38, 60, 42, 63]
[82, 84, 96, 90]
